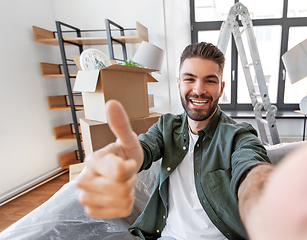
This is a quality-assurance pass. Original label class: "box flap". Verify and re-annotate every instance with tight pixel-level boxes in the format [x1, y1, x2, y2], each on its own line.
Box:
[73, 70, 100, 92]
[147, 74, 158, 82]
[72, 55, 82, 70]
[103, 64, 157, 74]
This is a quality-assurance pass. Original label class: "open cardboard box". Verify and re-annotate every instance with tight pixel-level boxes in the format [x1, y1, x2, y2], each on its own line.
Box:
[80, 112, 162, 156]
[73, 64, 158, 122]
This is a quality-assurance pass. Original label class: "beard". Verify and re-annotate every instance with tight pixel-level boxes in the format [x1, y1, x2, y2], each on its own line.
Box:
[180, 92, 219, 121]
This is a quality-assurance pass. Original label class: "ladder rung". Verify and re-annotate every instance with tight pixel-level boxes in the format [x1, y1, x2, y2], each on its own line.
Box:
[259, 119, 268, 125]
[245, 63, 253, 68]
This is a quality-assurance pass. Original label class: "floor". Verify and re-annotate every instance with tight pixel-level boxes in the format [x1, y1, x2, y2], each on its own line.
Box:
[0, 172, 69, 232]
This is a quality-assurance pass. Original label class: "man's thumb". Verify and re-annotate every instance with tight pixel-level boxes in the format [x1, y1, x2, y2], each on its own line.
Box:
[105, 100, 137, 147]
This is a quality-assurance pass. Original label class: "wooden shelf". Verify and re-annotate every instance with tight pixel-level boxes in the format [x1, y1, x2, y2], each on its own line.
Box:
[53, 123, 82, 141]
[40, 62, 77, 77]
[47, 95, 83, 110]
[32, 22, 148, 46]
[59, 150, 82, 169]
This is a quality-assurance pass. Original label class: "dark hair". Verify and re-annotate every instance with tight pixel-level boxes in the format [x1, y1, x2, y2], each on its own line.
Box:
[179, 42, 225, 74]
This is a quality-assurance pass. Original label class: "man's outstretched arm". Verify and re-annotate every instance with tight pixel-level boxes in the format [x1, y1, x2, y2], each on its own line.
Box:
[238, 143, 307, 240]
[76, 100, 144, 219]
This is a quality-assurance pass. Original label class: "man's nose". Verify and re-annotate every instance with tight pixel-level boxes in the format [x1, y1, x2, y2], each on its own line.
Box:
[193, 80, 206, 95]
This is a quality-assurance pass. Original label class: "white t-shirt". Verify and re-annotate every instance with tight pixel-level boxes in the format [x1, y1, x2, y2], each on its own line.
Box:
[161, 129, 227, 240]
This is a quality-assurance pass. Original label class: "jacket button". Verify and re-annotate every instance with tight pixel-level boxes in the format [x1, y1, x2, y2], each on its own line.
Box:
[157, 230, 160, 233]
[183, 146, 187, 150]
[167, 167, 171, 171]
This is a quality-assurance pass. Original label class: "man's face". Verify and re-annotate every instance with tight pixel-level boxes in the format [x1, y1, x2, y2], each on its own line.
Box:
[178, 57, 225, 123]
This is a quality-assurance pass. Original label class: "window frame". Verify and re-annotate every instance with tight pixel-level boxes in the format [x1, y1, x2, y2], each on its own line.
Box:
[190, 0, 307, 111]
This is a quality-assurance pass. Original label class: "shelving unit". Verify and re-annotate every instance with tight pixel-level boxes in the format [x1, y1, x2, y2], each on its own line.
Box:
[33, 19, 148, 167]
[32, 21, 148, 46]
[40, 62, 77, 78]
[47, 95, 83, 110]
[59, 150, 83, 169]
[53, 123, 82, 141]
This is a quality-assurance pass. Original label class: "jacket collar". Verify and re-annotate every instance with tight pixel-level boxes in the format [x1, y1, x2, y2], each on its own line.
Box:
[174, 106, 222, 139]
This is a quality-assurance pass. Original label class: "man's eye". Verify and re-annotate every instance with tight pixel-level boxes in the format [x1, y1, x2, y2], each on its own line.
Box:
[184, 78, 194, 82]
[207, 79, 218, 83]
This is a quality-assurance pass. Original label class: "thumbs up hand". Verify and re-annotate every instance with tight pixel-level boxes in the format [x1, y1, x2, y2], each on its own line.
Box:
[76, 100, 144, 219]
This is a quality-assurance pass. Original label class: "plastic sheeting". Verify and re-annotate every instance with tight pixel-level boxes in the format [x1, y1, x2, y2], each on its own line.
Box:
[0, 161, 161, 240]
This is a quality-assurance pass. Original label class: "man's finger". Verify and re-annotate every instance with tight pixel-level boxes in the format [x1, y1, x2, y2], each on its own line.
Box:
[105, 100, 138, 148]
[84, 153, 138, 181]
[77, 163, 137, 193]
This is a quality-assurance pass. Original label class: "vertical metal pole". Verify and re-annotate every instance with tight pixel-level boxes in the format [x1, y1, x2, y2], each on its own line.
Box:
[119, 27, 127, 60]
[105, 19, 128, 61]
[105, 19, 114, 59]
[55, 21, 84, 161]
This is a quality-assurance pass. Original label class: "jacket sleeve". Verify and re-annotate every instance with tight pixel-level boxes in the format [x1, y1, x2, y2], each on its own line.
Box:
[230, 122, 271, 199]
[138, 115, 165, 171]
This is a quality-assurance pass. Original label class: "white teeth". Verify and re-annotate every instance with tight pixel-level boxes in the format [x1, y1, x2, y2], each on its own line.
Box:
[192, 100, 207, 104]
[191, 99, 208, 105]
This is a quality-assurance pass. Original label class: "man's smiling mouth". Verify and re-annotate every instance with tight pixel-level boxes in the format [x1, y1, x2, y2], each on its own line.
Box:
[190, 99, 209, 106]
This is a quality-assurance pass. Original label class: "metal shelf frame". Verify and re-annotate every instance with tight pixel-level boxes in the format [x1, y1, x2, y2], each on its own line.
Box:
[54, 19, 131, 161]
[56, 21, 84, 161]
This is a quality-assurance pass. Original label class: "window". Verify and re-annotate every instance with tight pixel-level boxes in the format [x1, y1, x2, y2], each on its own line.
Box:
[194, 0, 233, 22]
[239, 0, 284, 19]
[237, 25, 281, 104]
[288, 0, 307, 18]
[284, 26, 307, 103]
[190, 0, 307, 110]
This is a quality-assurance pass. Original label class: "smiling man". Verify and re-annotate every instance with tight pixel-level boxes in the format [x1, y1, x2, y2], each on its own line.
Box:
[178, 56, 225, 133]
[77, 42, 273, 240]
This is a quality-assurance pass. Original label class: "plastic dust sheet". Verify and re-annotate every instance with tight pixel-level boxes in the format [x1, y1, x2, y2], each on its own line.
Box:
[0, 161, 161, 240]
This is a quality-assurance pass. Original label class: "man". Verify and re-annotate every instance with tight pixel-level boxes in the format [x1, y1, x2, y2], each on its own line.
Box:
[76, 42, 307, 240]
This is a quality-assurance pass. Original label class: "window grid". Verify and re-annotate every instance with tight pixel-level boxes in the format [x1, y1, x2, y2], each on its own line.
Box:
[190, 0, 307, 111]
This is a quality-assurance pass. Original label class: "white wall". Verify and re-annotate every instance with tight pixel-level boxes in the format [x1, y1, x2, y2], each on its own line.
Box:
[0, 0, 78, 200]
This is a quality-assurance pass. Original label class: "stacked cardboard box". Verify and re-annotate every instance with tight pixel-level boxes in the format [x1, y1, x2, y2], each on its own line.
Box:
[74, 64, 162, 156]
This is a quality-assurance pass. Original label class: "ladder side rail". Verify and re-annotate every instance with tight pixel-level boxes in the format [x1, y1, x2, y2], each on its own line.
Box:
[217, 21, 232, 54]
[233, 25, 269, 144]
[240, 8, 271, 110]
[231, 22, 258, 107]
[239, 5, 280, 144]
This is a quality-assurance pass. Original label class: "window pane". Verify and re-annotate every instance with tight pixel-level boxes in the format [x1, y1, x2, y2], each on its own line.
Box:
[239, 0, 284, 19]
[194, 0, 234, 22]
[238, 26, 281, 104]
[284, 27, 307, 103]
[288, 0, 307, 18]
[198, 31, 231, 103]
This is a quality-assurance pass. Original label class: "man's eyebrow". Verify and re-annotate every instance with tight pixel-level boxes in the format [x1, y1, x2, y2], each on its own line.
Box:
[181, 73, 219, 80]
[205, 74, 219, 80]
[181, 72, 197, 78]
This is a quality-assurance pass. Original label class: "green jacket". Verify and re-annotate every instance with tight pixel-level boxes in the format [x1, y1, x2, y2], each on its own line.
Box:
[129, 106, 270, 240]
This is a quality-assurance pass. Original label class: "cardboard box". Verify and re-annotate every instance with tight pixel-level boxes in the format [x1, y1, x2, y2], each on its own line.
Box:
[80, 112, 162, 156]
[69, 162, 85, 181]
[73, 64, 158, 122]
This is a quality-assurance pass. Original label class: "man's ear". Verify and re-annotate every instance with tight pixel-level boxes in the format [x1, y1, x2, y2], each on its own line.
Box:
[220, 81, 225, 97]
[177, 77, 180, 88]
